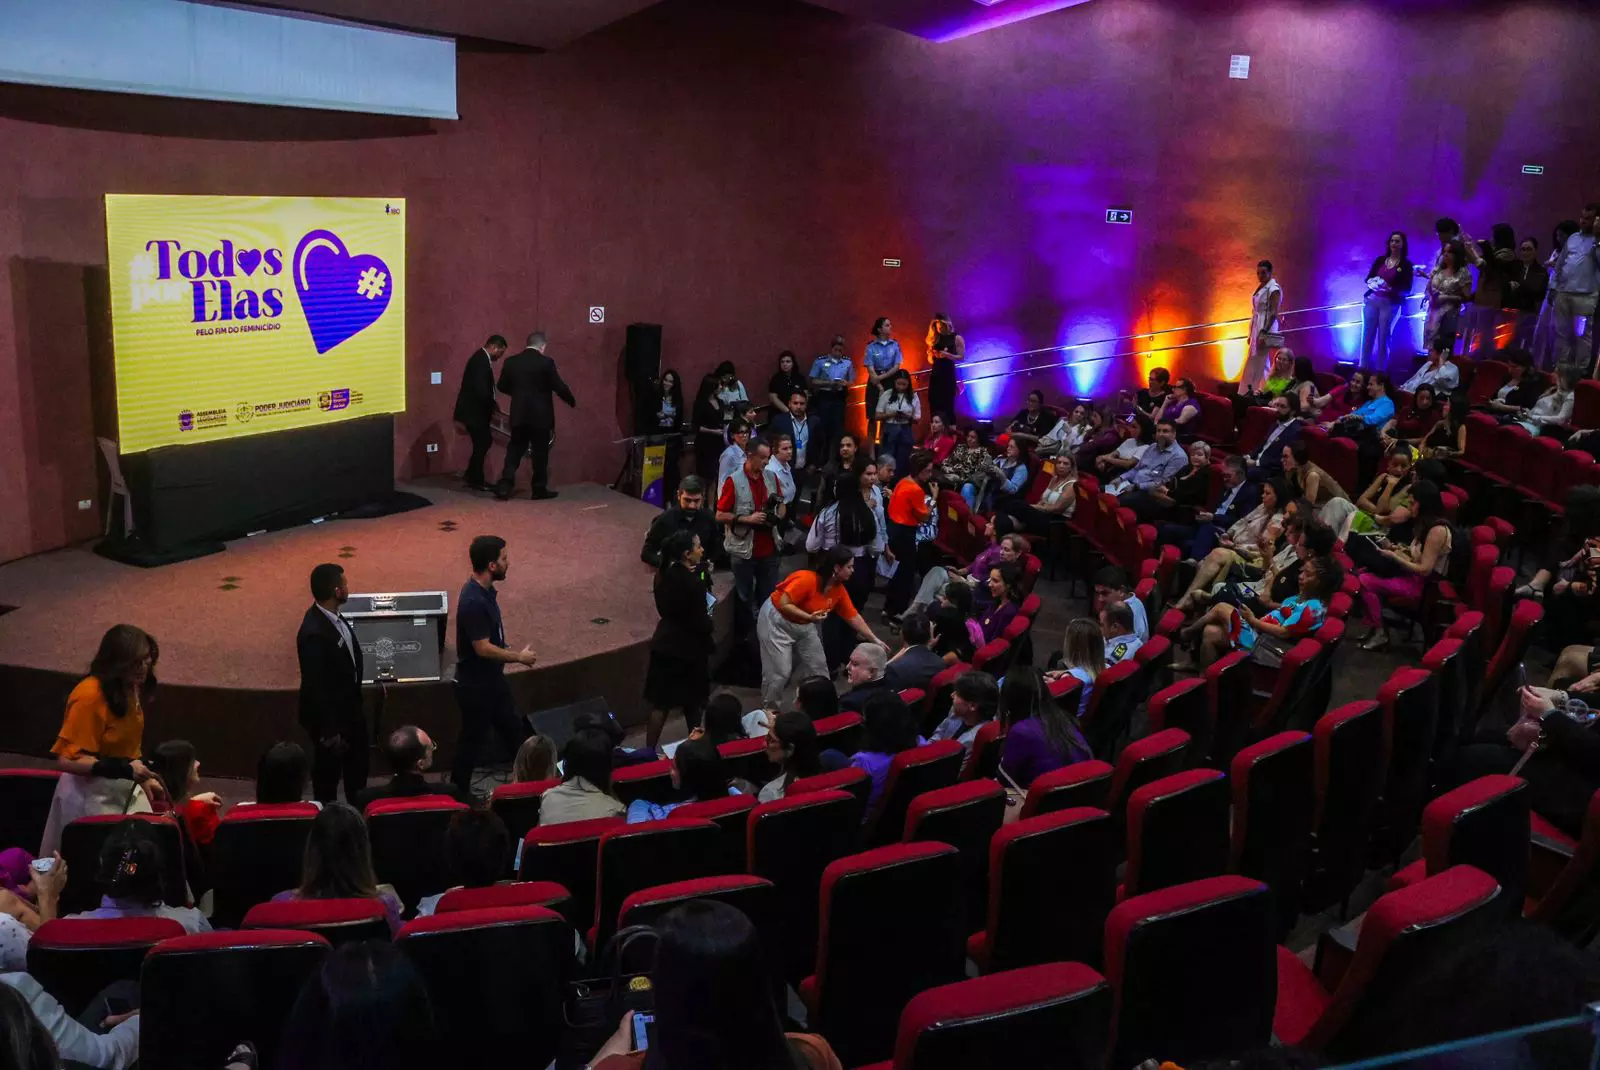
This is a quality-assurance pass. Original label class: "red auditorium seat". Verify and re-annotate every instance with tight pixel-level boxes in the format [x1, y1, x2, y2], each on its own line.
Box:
[867, 962, 1113, 1070]
[923, 662, 969, 730]
[1133, 633, 1173, 694]
[789, 765, 872, 823]
[1303, 701, 1386, 913]
[1528, 789, 1600, 943]
[209, 801, 319, 929]
[397, 905, 573, 1070]
[970, 637, 1011, 673]
[1369, 667, 1440, 866]
[1420, 638, 1468, 767]
[1274, 866, 1502, 1056]
[968, 807, 1115, 973]
[1018, 759, 1113, 818]
[1205, 649, 1252, 765]
[0, 768, 61, 856]
[1387, 775, 1529, 912]
[434, 880, 571, 915]
[1234, 405, 1277, 458]
[1476, 598, 1544, 720]
[898, 687, 927, 710]
[140, 930, 330, 1070]
[1018, 592, 1042, 618]
[489, 777, 562, 849]
[617, 874, 785, 1005]
[1120, 770, 1230, 899]
[1106, 729, 1190, 844]
[518, 815, 624, 929]
[1000, 614, 1033, 665]
[1080, 658, 1144, 756]
[365, 795, 468, 912]
[801, 842, 967, 1067]
[812, 711, 864, 754]
[591, 818, 725, 950]
[1249, 637, 1324, 735]
[1146, 678, 1211, 761]
[673, 792, 759, 871]
[611, 758, 677, 804]
[1443, 611, 1488, 712]
[60, 814, 186, 916]
[27, 916, 184, 1017]
[1105, 876, 1277, 1068]
[241, 897, 390, 945]
[904, 779, 1006, 933]
[747, 789, 860, 983]
[959, 721, 1005, 780]
[1466, 359, 1512, 405]
[718, 736, 776, 784]
[1229, 731, 1315, 933]
[1193, 392, 1235, 448]
[1320, 436, 1360, 498]
[1574, 379, 1600, 428]
[866, 740, 964, 846]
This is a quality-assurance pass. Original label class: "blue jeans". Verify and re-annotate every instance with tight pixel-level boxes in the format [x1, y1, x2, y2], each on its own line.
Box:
[881, 422, 914, 476]
[1361, 296, 1401, 370]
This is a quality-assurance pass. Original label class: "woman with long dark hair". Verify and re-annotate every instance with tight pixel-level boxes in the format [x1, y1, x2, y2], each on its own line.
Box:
[40, 626, 166, 854]
[757, 546, 887, 708]
[627, 738, 737, 823]
[1355, 480, 1453, 651]
[1426, 242, 1474, 350]
[806, 465, 885, 604]
[758, 710, 822, 803]
[590, 900, 842, 1069]
[643, 530, 714, 750]
[691, 373, 726, 487]
[273, 802, 404, 934]
[66, 817, 210, 932]
[875, 369, 921, 476]
[998, 668, 1090, 787]
[1361, 231, 1414, 370]
[766, 351, 807, 417]
[279, 941, 440, 1070]
[849, 692, 923, 817]
[643, 368, 686, 502]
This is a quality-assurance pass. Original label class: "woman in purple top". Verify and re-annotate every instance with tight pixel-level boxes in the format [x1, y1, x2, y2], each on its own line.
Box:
[998, 669, 1091, 788]
[1157, 378, 1203, 440]
[978, 563, 1023, 643]
[848, 692, 925, 821]
[272, 802, 406, 935]
[1361, 231, 1414, 371]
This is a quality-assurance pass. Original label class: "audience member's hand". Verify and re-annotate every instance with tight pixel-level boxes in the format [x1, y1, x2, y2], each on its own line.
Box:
[33, 854, 66, 906]
[1520, 685, 1558, 723]
[1573, 671, 1600, 694]
[686, 727, 705, 742]
[193, 792, 223, 810]
[1508, 719, 1541, 753]
[593, 1012, 637, 1062]
[101, 1010, 139, 1029]
[132, 761, 168, 802]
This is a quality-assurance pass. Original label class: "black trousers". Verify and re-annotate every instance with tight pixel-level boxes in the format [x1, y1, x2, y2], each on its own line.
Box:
[452, 679, 528, 792]
[463, 421, 494, 486]
[883, 522, 920, 617]
[309, 714, 369, 804]
[499, 425, 552, 496]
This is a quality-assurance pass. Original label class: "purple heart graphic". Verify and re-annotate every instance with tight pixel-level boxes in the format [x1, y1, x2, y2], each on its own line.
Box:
[236, 248, 262, 276]
[292, 229, 394, 355]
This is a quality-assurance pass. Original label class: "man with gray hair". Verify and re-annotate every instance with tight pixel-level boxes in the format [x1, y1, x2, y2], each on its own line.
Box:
[838, 641, 891, 712]
[496, 330, 576, 501]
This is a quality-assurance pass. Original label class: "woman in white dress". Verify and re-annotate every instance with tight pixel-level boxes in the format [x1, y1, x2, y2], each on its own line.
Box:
[1243, 259, 1284, 390]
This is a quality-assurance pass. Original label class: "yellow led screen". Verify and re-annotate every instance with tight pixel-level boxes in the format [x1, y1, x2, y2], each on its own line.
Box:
[106, 195, 406, 452]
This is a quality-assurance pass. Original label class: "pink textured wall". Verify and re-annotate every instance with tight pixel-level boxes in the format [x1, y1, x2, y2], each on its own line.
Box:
[1, 0, 1597, 561]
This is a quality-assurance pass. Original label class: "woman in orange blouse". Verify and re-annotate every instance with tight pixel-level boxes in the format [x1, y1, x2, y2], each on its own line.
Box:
[39, 625, 166, 854]
[883, 448, 938, 623]
[756, 547, 887, 708]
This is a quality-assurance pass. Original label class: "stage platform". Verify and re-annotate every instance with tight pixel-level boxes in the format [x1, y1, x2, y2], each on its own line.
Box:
[0, 480, 721, 777]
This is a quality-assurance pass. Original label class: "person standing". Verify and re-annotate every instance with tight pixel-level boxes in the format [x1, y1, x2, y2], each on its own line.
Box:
[810, 335, 853, 453]
[1504, 238, 1550, 353]
[883, 449, 937, 625]
[716, 440, 782, 639]
[863, 317, 903, 447]
[40, 626, 166, 854]
[452, 536, 536, 794]
[1360, 233, 1413, 370]
[1244, 260, 1283, 390]
[297, 564, 368, 805]
[495, 331, 577, 501]
[757, 547, 887, 708]
[452, 334, 506, 490]
[644, 531, 715, 750]
[875, 370, 921, 476]
[768, 391, 824, 481]
[1552, 202, 1600, 370]
[925, 313, 963, 421]
[1425, 243, 1474, 351]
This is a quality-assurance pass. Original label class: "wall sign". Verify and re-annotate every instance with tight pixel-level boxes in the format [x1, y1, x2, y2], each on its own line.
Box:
[1105, 209, 1133, 225]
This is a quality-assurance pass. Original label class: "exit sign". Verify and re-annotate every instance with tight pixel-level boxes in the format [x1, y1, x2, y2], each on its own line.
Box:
[1523, 165, 1545, 175]
[1106, 209, 1133, 225]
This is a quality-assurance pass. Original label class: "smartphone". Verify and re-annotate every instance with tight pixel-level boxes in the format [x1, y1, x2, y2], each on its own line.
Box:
[29, 857, 54, 875]
[1516, 662, 1528, 693]
[632, 1012, 655, 1052]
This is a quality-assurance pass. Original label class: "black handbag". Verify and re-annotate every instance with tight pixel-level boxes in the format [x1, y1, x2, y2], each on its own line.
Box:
[557, 925, 660, 1069]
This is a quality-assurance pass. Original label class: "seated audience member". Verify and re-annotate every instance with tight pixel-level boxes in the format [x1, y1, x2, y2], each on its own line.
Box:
[695, 692, 748, 748]
[921, 413, 958, 463]
[931, 601, 978, 666]
[995, 455, 1077, 534]
[1244, 513, 1336, 609]
[758, 711, 823, 804]
[999, 668, 1091, 788]
[1399, 337, 1461, 393]
[1122, 441, 1211, 525]
[0, 848, 67, 957]
[1245, 394, 1303, 480]
[0, 973, 141, 1070]
[1342, 446, 1417, 552]
[1518, 487, 1600, 629]
[1174, 478, 1288, 613]
[1484, 352, 1548, 416]
[640, 477, 722, 568]
[882, 611, 948, 693]
[932, 671, 999, 753]
[573, 710, 658, 768]
[1353, 481, 1452, 651]
[1333, 372, 1398, 482]
[355, 726, 471, 809]
[280, 941, 440, 1070]
[1101, 602, 1144, 665]
[512, 733, 558, 783]
[66, 819, 209, 934]
[538, 729, 626, 826]
[146, 739, 219, 902]
[1458, 683, 1600, 839]
[1311, 369, 1366, 422]
[978, 562, 1024, 643]
[589, 901, 842, 1070]
[795, 675, 840, 723]
[1156, 377, 1203, 438]
[415, 810, 512, 917]
[1135, 367, 1172, 415]
[627, 738, 737, 823]
[847, 693, 924, 817]
[253, 740, 313, 805]
[1105, 419, 1188, 496]
[1512, 362, 1579, 436]
[273, 802, 403, 935]
[1420, 390, 1468, 456]
[1092, 566, 1149, 641]
[961, 437, 1031, 513]
[1387, 382, 1439, 447]
[1006, 390, 1056, 441]
[910, 526, 1025, 616]
[1044, 619, 1105, 718]
[940, 426, 991, 488]
[838, 643, 892, 712]
[1073, 406, 1121, 472]
[1030, 402, 1093, 458]
[1282, 438, 1349, 507]
[1093, 416, 1151, 479]
[1166, 454, 1261, 559]
[1182, 556, 1342, 670]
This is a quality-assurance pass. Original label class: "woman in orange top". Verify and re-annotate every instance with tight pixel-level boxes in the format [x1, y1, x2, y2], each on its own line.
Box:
[756, 546, 887, 708]
[39, 625, 167, 854]
[883, 448, 938, 623]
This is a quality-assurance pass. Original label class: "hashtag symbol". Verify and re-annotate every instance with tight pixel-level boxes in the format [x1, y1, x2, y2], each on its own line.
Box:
[357, 267, 387, 299]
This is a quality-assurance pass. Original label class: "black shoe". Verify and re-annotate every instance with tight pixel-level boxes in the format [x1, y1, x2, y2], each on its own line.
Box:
[531, 489, 558, 500]
[493, 487, 511, 501]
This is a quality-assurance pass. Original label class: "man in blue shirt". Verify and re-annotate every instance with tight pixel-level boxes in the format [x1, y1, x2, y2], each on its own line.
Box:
[1553, 202, 1600, 369]
[810, 335, 854, 452]
[452, 535, 538, 794]
[863, 317, 903, 445]
[1108, 418, 1187, 495]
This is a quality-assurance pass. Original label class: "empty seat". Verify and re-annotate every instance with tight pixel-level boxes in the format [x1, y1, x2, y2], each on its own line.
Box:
[867, 741, 964, 846]
[365, 796, 468, 912]
[959, 721, 1005, 781]
[518, 816, 625, 928]
[903, 779, 1007, 934]
[1420, 638, 1468, 769]
[1106, 728, 1190, 846]
[1081, 660, 1144, 756]
[673, 793, 759, 871]
[747, 789, 861, 984]
[1146, 678, 1210, 763]
[241, 897, 391, 945]
[1303, 701, 1386, 913]
[1121, 770, 1230, 899]
[801, 842, 966, 1067]
[1476, 599, 1544, 720]
[489, 778, 562, 849]
[1206, 649, 1253, 765]
[1274, 866, 1503, 1057]
[396, 905, 573, 1070]
[434, 880, 571, 915]
[1106, 876, 1277, 1068]
[60, 814, 186, 916]
[140, 930, 329, 1070]
[1018, 759, 1113, 818]
[813, 712, 864, 755]
[591, 818, 726, 950]
[27, 916, 184, 1017]
[1229, 731, 1314, 933]
[209, 802, 319, 929]
[969, 808, 1115, 973]
[0, 768, 62, 856]
[1529, 788, 1600, 943]
[1370, 667, 1439, 866]
[611, 758, 678, 805]
[1249, 637, 1324, 735]
[1388, 775, 1529, 912]
[876, 962, 1112, 1070]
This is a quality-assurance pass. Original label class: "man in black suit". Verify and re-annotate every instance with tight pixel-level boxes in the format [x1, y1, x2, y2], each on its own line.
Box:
[1181, 454, 1264, 559]
[496, 331, 577, 501]
[353, 725, 470, 809]
[297, 563, 368, 803]
[453, 334, 507, 490]
[766, 390, 825, 477]
[1245, 394, 1304, 480]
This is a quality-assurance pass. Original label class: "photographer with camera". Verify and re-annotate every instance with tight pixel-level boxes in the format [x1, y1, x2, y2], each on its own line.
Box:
[716, 439, 784, 641]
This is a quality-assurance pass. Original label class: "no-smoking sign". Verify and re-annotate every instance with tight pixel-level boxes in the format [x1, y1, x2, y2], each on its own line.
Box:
[588, 306, 605, 324]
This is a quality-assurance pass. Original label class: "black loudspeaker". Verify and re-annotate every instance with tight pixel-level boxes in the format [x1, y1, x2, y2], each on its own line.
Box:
[625, 322, 662, 391]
